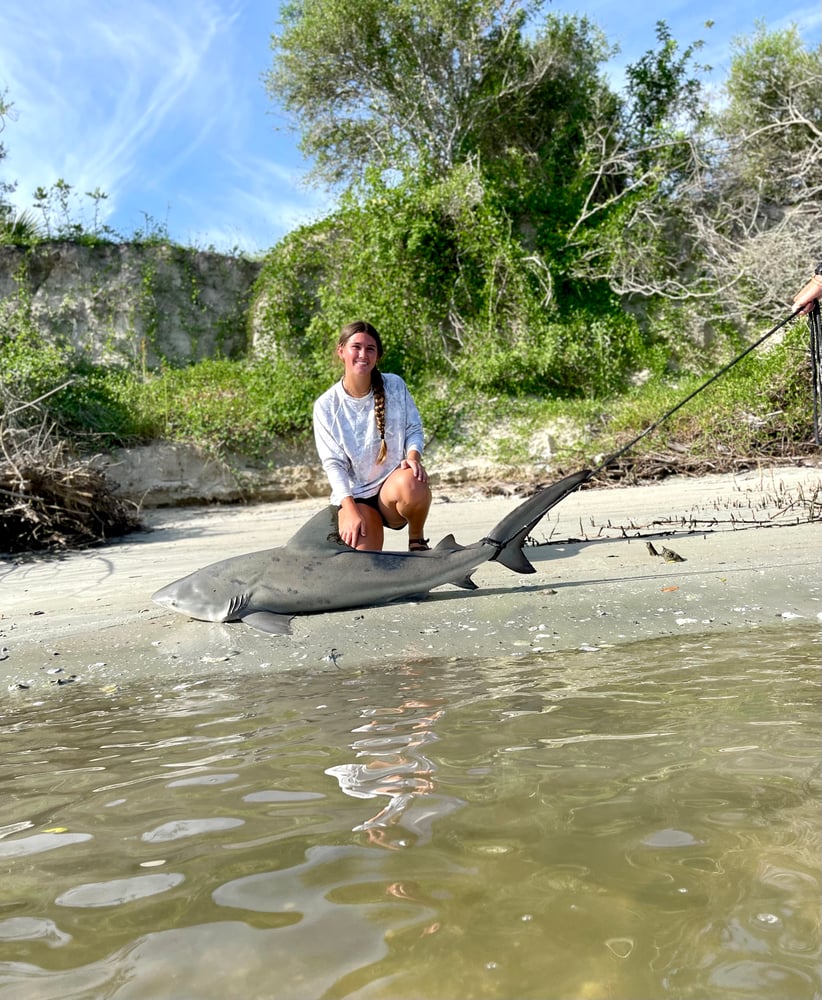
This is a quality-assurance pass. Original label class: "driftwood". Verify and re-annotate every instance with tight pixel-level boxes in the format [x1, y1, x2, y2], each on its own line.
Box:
[1, 400, 141, 553]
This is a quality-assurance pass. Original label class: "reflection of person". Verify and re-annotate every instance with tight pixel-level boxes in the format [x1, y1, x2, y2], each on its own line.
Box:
[326, 695, 463, 850]
[313, 320, 432, 551]
[792, 263, 822, 315]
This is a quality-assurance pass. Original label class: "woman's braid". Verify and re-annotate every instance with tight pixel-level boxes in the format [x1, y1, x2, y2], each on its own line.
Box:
[371, 368, 387, 463]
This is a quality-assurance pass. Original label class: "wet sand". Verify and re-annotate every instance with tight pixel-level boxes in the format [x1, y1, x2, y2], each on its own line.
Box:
[2, 464, 820, 693]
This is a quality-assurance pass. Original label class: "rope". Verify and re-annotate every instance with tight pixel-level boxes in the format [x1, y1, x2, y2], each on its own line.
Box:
[592, 306, 807, 475]
[809, 303, 822, 446]
[495, 307, 811, 549]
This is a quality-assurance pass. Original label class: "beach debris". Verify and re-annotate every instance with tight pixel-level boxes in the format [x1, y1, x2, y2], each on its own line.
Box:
[0, 393, 142, 553]
[646, 541, 686, 562]
[323, 648, 342, 666]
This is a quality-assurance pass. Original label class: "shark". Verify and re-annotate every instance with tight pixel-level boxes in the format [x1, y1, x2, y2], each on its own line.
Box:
[151, 469, 592, 635]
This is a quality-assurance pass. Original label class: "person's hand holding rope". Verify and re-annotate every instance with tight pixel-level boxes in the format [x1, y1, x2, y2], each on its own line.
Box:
[793, 263, 822, 315]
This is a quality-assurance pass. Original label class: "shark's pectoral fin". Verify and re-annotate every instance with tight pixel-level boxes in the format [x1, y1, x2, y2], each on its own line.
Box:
[453, 576, 479, 591]
[240, 611, 295, 635]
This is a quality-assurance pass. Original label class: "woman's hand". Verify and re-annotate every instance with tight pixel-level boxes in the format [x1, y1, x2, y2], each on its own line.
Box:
[337, 499, 367, 547]
[401, 453, 428, 484]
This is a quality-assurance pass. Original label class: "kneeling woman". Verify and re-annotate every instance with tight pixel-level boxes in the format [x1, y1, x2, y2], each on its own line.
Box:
[312, 320, 432, 552]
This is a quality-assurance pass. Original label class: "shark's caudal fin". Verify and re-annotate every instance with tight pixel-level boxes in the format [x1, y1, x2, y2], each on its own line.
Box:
[485, 469, 593, 573]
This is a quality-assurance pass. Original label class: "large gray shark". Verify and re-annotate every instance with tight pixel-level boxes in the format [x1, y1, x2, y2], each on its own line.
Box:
[151, 469, 592, 635]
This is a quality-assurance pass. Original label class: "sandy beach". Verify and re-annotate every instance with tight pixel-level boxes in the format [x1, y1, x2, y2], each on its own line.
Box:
[2, 462, 820, 693]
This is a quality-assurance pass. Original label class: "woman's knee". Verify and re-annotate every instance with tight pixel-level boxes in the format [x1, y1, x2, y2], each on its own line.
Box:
[391, 465, 429, 497]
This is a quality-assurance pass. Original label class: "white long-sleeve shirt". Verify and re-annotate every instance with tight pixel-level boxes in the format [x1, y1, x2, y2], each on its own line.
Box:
[312, 373, 425, 505]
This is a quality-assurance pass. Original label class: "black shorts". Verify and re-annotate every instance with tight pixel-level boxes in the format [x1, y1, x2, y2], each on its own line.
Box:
[339, 493, 404, 530]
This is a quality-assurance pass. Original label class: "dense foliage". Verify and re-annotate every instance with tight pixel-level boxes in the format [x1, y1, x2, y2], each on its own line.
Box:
[2, 9, 821, 480]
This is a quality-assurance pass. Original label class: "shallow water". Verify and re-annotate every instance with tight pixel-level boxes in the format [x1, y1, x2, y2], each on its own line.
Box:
[1, 626, 819, 1000]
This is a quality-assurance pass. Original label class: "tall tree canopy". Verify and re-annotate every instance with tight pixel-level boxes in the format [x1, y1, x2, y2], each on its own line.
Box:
[266, 0, 612, 188]
[263, 2, 822, 380]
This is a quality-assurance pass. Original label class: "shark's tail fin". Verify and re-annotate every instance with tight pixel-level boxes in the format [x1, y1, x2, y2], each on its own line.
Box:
[485, 469, 593, 574]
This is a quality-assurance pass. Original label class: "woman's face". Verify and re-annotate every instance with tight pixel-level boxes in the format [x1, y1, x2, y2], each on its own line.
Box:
[337, 332, 380, 377]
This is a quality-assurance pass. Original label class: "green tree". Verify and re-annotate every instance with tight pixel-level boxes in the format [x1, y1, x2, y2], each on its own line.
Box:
[266, 0, 595, 186]
[260, 2, 727, 401]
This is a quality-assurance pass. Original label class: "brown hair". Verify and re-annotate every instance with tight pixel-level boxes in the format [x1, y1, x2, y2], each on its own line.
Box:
[338, 320, 387, 463]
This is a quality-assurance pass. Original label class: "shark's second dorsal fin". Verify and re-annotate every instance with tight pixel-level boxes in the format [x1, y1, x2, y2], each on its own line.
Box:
[435, 534, 462, 551]
[286, 506, 348, 551]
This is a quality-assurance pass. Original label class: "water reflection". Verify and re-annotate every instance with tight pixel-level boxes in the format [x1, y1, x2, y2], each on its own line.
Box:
[325, 676, 465, 849]
[0, 627, 818, 1000]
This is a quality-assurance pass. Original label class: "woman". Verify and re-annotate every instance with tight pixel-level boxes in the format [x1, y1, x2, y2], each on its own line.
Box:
[313, 320, 432, 551]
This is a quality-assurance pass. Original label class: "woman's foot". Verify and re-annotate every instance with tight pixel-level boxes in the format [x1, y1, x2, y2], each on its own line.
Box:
[408, 538, 430, 552]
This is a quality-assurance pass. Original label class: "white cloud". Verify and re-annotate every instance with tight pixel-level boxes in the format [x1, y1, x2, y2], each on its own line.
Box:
[2, 1, 820, 251]
[0, 1, 244, 219]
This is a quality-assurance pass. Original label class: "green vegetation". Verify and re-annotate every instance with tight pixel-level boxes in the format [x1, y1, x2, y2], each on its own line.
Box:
[2, 315, 814, 475]
[1, 10, 821, 489]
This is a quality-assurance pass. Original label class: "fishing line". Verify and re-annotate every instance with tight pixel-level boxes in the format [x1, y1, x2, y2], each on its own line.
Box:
[809, 302, 822, 446]
[496, 307, 814, 548]
[592, 306, 806, 476]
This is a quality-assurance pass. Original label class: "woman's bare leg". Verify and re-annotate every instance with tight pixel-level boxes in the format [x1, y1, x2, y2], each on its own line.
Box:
[352, 503, 384, 551]
[378, 466, 432, 546]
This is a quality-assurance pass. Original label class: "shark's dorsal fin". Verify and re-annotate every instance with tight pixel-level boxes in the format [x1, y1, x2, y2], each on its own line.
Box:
[286, 506, 348, 551]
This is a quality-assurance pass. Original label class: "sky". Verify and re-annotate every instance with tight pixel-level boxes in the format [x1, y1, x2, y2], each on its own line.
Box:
[1, 1, 820, 257]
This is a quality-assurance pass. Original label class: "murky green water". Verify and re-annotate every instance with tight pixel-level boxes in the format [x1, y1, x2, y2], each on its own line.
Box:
[1, 626, 819, 1000]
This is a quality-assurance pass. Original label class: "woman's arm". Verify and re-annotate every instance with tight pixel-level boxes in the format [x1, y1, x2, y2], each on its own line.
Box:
[312, 396, 355, 502]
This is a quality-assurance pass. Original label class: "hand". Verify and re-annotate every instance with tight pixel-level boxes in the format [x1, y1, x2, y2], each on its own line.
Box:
[792, 276, 822, 316]
[401, 455, 428, 484]
[337, 502, 367, 547]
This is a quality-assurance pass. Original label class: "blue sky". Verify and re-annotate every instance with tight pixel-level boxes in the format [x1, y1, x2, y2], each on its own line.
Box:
[1, 1, 820, 257]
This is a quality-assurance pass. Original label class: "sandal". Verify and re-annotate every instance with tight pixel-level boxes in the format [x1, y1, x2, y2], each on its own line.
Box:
[408, 537, 430, 552]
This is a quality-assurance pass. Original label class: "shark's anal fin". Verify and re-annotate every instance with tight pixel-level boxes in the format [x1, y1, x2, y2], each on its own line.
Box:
[241, 611, 295, 635]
